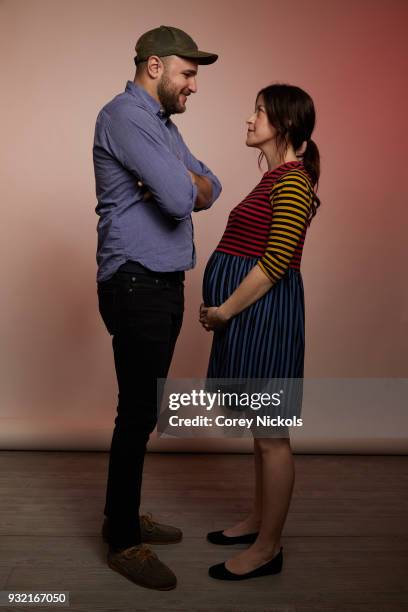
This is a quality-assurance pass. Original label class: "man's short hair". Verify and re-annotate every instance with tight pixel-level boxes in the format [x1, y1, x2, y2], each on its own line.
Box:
[135, 55, 171, 74]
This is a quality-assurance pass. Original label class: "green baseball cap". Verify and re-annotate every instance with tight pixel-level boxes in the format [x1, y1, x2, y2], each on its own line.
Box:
[134, 25, 218, 65]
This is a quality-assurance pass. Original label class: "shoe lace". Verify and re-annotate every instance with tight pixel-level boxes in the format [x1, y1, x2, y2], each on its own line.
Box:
[123, 543, 156, 562]
[140, 512, 155, 532]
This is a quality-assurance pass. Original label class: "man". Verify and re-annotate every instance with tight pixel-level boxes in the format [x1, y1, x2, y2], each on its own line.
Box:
[93, 25, 221, 590]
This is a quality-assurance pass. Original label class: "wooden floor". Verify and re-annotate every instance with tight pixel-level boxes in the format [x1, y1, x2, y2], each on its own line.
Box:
[0, 452, 407, 612]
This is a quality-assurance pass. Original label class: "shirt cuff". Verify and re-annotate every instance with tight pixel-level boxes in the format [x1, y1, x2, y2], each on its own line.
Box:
[173, 181, 197, 221]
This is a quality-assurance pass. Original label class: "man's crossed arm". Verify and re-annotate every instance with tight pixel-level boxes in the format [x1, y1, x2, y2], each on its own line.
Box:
[188, 171, 213, 210]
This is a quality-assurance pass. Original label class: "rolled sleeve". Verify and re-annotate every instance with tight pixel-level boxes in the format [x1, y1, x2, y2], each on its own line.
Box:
[101, 108, 196, 220]
[171, 126, 222, 212]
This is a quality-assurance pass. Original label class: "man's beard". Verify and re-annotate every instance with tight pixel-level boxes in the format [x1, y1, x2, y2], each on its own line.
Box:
[157, 72, 187, 116]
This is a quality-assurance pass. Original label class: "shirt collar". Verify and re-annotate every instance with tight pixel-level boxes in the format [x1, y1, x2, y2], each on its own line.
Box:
[125, 81, 169, 124]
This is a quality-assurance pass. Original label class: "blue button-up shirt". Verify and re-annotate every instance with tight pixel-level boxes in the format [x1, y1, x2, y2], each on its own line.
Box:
[93, 81, 222, 282]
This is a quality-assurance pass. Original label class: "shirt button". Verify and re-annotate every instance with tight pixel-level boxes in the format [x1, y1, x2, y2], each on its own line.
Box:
[131, 276, 136, 282]
[129, 288, 133, 293]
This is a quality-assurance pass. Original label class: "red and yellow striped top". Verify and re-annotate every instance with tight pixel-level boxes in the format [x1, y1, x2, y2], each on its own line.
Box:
[215, 161, 314, 284]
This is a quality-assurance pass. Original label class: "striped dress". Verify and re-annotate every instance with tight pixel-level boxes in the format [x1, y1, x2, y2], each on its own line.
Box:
[202, 160, 314, 379]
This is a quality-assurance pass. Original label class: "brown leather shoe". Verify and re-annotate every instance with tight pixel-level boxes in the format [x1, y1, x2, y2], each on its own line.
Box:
[107, 543, 177, 590]
[102, 513, 183, 545]
[140, 513, 183, 544]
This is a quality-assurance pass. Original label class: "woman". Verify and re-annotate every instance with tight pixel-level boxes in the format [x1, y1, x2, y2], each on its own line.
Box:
[200, 84, 321, 581]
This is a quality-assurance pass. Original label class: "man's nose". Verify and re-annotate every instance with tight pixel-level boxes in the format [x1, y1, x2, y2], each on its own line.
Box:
[189, 77, 198, 93]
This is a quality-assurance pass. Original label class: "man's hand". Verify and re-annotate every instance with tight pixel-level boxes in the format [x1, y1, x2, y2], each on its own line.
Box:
[137, 180, 153, 201]
[188, 171, 213, 210]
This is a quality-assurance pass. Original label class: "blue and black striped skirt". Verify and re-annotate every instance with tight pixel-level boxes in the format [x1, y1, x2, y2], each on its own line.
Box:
[202, 251, 305, 379]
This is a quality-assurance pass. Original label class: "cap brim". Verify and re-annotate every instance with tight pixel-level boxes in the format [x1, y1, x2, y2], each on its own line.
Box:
[178, 50, 218, 65]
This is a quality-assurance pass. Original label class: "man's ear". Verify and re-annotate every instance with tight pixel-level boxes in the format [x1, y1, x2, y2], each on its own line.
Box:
[146, 55, 163, 79]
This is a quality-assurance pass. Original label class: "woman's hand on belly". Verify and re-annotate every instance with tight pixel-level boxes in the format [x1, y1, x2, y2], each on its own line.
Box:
[199, 303, 230, 332]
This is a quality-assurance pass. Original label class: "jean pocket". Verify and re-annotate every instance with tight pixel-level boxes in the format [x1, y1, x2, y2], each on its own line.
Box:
[97, 285, 118, 335]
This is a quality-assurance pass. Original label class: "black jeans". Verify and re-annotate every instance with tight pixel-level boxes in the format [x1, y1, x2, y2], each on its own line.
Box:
[97, 269, 184, 549]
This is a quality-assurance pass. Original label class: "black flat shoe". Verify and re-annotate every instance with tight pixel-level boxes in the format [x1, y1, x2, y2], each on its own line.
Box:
[207, 530, 259, 545]
[208, 547, 283, 581]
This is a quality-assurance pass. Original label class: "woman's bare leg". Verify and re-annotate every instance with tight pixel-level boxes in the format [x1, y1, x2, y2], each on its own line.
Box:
[222, 440, 262, 536]
[225, 437, 294, 574]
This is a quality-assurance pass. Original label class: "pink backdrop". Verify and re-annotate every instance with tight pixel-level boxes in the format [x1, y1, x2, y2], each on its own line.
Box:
[1, 0, 407, 450]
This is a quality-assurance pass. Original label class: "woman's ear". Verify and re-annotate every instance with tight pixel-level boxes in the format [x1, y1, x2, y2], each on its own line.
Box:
[295, 140, 307, 157]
